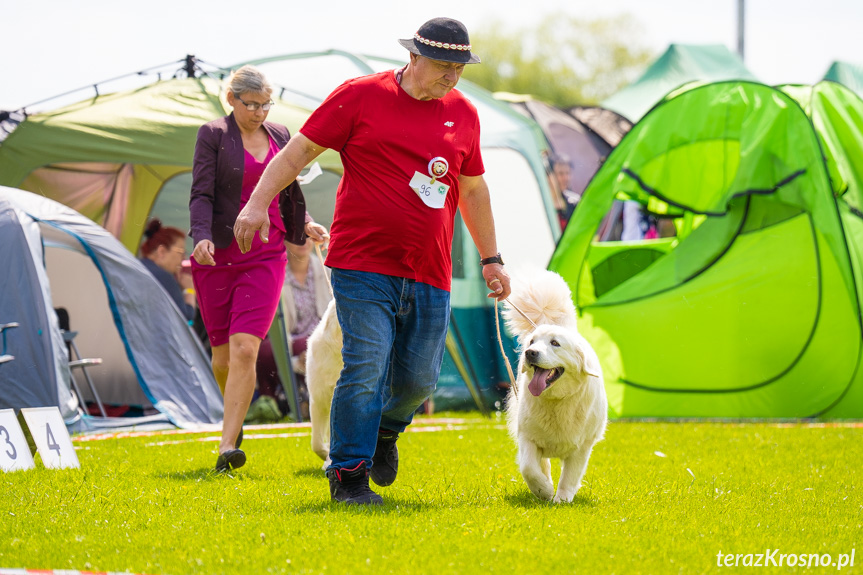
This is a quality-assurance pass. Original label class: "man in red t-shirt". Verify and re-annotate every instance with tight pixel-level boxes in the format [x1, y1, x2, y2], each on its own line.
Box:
[234, 17, 511, 505]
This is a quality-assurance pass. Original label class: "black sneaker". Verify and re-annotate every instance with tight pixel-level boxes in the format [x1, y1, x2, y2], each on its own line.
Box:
[327, 462, 383, 505]
[215, 449, 246, 472]
[370, 429, 399, 487]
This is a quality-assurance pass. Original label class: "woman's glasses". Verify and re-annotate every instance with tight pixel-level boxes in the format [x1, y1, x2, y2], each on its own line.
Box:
[236, 96, 274, 112]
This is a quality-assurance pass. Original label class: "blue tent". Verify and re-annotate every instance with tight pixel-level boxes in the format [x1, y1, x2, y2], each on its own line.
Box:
[0, 187, 223, 432]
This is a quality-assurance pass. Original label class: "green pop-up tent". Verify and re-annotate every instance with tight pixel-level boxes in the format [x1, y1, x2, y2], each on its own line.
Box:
[549, 80, 863, 419]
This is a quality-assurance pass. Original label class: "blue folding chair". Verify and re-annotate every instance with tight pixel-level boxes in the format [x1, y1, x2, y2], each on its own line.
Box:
[0, 322, 19, 365]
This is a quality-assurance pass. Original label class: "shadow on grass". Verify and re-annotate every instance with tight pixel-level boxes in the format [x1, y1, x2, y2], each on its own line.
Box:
[503, 490, 598, 509]
[293, 465, 327, 478]
[157, 464, 334, 483]
[158, 468, 273, 481]
[289, 496, 437, 515]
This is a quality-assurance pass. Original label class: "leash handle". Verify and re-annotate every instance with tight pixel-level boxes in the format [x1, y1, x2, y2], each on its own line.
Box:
[494, 298, 518, 399]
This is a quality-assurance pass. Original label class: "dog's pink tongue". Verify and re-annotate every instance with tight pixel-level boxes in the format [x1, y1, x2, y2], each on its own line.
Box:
[529, 368, 552, 396]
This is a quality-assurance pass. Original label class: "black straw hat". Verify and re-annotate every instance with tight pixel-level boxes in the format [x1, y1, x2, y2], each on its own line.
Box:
[398, 17, 481, 65]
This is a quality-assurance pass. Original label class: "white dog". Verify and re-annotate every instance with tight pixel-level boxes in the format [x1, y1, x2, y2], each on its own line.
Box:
[502, 270, 607, 503]
[305, 299, 341, 468]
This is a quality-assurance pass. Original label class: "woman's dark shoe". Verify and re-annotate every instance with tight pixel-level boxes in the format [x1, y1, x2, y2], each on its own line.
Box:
[215, 449, 246, 472]
[236, 428, 243, 449]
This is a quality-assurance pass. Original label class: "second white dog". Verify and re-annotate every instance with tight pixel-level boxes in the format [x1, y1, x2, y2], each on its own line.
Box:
[305, 299, 341, 468]
[502, 270, 608, 503]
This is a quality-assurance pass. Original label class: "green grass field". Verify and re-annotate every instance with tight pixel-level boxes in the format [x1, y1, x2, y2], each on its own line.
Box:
[1, 414, 860, 574]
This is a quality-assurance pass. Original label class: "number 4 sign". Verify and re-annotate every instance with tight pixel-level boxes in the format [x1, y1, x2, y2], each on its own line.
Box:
[20, 407, 80, 469]
[0, 409, 35, 472]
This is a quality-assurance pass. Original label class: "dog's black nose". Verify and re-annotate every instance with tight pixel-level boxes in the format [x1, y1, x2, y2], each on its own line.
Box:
[525, 349, 539, 362]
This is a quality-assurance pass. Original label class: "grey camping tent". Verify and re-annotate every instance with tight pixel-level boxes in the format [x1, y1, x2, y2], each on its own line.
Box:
[0, 187, 223, 432]
[498, 95, 633, 200]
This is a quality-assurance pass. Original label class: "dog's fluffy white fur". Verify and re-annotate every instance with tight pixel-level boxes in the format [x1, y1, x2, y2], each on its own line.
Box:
[502, 270, 607, 503]
[305, 299, 341, 468]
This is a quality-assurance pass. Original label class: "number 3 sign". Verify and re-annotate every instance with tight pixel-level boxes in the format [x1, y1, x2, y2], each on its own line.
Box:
[20, 407, 80, 470]
[0, 409, 35, 472]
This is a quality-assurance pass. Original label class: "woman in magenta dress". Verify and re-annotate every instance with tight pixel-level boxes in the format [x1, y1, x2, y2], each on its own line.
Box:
[189, 65, 328, 472]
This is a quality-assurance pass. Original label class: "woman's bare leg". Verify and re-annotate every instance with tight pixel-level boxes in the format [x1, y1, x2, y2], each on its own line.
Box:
[211, 343, 230, 395]
[218, 333, 261, 455]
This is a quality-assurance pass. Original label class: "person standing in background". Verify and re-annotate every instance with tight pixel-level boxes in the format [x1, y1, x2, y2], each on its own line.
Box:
[551, 154, 580, 229]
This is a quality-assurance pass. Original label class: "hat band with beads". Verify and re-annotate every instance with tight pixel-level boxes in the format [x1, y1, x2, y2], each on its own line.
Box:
[413, 33, 471, 52]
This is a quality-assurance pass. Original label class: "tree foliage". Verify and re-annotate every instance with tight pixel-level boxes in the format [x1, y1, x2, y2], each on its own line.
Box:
[463, 12, 655, 107]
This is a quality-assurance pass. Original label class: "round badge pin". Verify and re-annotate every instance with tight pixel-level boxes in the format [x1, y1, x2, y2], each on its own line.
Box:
[428, 157, 449, 182]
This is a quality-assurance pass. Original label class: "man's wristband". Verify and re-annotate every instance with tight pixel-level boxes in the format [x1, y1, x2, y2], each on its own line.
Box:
[480, 253, 504, 266]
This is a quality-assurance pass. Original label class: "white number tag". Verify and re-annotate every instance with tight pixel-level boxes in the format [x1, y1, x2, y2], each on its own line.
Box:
[20, 407, 79, 469]
[409, 171, 449, 209]
[0, 409, 35, 472]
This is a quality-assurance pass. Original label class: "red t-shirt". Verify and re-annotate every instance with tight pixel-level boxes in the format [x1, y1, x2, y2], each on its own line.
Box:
[300, 69, 484, 291]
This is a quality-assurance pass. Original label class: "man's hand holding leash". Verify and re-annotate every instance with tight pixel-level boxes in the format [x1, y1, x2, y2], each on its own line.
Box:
[305, 221, 330, 246]
[483, 261, 511, 301]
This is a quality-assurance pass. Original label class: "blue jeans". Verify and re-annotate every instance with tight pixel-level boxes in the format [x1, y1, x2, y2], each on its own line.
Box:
[328, 269, 450, 472]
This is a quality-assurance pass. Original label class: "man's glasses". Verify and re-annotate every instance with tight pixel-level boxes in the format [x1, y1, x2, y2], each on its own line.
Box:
[236, 96, 274, 112]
